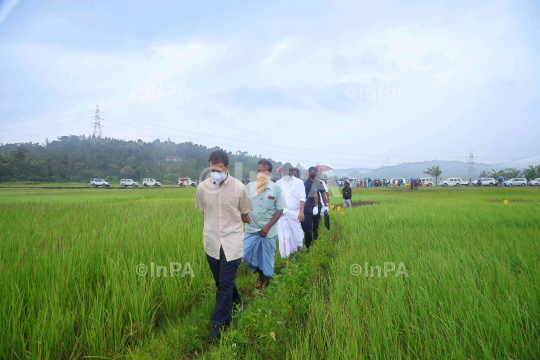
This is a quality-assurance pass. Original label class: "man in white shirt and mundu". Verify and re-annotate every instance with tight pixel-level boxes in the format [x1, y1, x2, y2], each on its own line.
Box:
[195, 149, 254, 341]
[276, 163, 306, 258]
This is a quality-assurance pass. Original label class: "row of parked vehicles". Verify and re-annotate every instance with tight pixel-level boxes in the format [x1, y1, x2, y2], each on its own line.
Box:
[440, 177, 540, 186]
[90, 178, 161, 187]
[380, 177, 540, 187]
[90, 177, 199, 187]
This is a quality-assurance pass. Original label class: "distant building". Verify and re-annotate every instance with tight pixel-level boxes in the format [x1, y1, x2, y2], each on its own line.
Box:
[165, 156, 179, 161]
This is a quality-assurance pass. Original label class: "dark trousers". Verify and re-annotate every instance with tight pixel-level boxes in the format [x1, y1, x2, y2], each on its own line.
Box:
[206, 247, 242, 327]
[313, 214, 320, 240]
[301, 213, 313, 248]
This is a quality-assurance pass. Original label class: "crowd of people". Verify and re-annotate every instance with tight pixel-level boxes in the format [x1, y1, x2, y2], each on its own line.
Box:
[355, 178, 401, 187]
[195, 150, 333, 340]
[348, 178, 430, 187]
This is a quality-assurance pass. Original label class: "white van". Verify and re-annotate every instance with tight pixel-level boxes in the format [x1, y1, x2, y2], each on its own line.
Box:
[420, 177, 434, 186]
[440, 178, 462, 186]
[389, 178, 406, 186]
[505, 178, 527, 187]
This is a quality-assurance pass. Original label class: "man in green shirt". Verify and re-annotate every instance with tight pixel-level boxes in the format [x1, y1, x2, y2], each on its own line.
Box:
[243, 159, 287, 290]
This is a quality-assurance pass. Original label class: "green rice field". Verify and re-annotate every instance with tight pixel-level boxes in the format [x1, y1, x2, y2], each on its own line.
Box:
[1, 185, 539, 359]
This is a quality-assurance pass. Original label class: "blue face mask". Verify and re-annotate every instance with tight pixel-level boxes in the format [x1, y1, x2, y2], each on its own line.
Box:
[211, 171, 227, 183]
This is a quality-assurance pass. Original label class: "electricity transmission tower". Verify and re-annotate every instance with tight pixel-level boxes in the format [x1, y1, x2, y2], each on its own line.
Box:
[467, 151, 476, 179]
[93, 104, 103, 139]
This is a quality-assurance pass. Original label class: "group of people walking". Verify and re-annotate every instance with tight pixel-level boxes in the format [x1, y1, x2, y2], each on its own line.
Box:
[195, 150, 330, 340]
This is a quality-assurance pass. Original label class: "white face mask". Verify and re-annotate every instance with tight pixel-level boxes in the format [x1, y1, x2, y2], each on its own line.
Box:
[211, 171, 227, 183]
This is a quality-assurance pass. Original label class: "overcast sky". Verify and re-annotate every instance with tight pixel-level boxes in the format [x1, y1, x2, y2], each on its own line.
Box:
[1, 0, 539, 169]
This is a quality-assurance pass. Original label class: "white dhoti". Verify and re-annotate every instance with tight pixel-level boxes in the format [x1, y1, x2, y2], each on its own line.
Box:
[277, 211, 304, 258]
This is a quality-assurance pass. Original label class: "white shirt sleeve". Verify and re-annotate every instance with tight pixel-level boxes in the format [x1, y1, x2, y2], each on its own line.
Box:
[297, 180, 306, 203]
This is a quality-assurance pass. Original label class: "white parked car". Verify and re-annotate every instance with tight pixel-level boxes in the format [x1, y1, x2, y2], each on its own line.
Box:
[120, 179, 139, 187]
[460, 178, 473, 186]
[505, 178, 527, 186]
[142, 178, 161, 187]
[481, 178, 496, 186]
[178, 177, 197, 187]
[90, 178, 110, 187]
[419, 177, 434, 186]
[389, 178, 406, 186]
[440, 178, 462, 186]
[529, 178, 540, 186]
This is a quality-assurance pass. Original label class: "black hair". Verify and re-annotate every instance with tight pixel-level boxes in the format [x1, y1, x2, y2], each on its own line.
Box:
[290, 167, 299, 174]
[308, 166, 317, 172]
[281, 162, 293, 173]
[257, 159, 273, 172]
[208, 149, 229, 167]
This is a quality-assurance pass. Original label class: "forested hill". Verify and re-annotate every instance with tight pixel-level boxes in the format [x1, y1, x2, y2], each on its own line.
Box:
[0, 135, 282, 184]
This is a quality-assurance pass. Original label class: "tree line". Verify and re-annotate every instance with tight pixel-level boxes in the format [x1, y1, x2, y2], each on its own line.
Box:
[0, 135, 283, 184]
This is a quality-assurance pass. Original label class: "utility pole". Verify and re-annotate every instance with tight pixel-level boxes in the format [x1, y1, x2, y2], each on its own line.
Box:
[467, 151, 476, 179]
[92, 104, 103, 139]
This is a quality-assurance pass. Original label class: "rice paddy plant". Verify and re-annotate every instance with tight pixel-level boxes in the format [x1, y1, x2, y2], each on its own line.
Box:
[0, 187, 206, 359]
[291, 187, 540, 359]
[2, 185, 539, 359]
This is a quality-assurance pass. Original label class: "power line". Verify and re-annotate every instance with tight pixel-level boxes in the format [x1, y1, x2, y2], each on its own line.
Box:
[1, 117, 94, 132]
[0, 124, 94, 139]
[100, 118, 394, 165]
[0, 110, 94, 125]
[100, 123, 386, 167]
[101, 114, 540, 166]
[101, 112, 475, 161]
[0, 108, 527, 161]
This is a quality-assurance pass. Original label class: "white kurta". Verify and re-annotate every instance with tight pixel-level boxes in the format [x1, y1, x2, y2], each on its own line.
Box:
[275, 177, 306, 257]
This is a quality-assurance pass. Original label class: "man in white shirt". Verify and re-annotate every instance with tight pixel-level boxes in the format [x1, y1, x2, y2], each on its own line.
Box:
[275, 163, 306, 258]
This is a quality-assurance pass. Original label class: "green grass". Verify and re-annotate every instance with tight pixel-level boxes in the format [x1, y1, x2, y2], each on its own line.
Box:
[290, 186, 540, 359]
[1, 185, 539, 359]
[0, 188, 204, 359]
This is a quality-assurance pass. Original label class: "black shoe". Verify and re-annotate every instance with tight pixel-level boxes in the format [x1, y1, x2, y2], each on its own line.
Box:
[207, 325, 221, 341]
